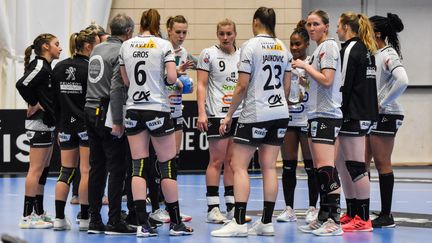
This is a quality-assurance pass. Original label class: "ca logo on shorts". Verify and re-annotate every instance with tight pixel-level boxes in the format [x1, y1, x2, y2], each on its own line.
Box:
[310, 121, 318, 137]
[277, 128, 287, 138]
[252, 127, 267, 139]
[146, 117, 164, 131]
[395, 119, 403, 129]
[58, 132, 71, 142]
[125, 118, 138, 128]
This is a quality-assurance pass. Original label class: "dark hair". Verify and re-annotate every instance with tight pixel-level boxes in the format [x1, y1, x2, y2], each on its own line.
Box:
[308, 9, 329, 25]
[109, 13, 134, 36]
[291, 19, 309, 43]
[141, 9, 161, 37]
[369, 13, 404, 57]
[24, 33, 56, 73]
[166, 15, 188, 30]
[339, 12, 377, 53]
[253, 7, 276, 38]
[69, 28, 98, 56]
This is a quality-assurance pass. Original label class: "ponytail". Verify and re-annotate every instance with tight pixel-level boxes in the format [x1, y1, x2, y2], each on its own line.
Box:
[253, 7, 276, 38]
[369, 13, 404, 57]
[140, 9, 161, 36]
[24, 45, 33, 73]
[69, 32, 78, 57]
[291, 19, 309, 43]
[357, 14, 377, 53]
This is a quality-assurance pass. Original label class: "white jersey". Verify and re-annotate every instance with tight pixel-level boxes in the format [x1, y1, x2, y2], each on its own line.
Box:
[306, 38, 342, 119]
[197, 45, 242, 118]
[119, 35, 175, 112]
[375, 46, 405, 115]
[167, 46, 188, 118]
[289, 56, 310, 127]
[237, 34, 292, 123]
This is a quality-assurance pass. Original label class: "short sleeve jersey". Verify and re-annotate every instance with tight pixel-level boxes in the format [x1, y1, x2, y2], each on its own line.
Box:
[119, 35, 175, 112]
[374, 46, 404, 115]
[306, 38, 343, 119]
[197, 45, 242, 118]
[288, 56, 311, 127]
[166, 46, 188, 118]
[237, 34, 292, 123]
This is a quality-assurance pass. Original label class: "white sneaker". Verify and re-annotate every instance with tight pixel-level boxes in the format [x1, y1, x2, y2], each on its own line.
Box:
[211, 219, 248, 237]
[19, 214, 53, 229]
[225, 209, 252, 223]
[181, 212, 192, 222]
[38, 211, 54, 223]
[53, 217, 71, 231]
[207, 207, 227, 224]
[298, 218, 322, 233]
[276, 206, 297, 222]
[305, 207, 318, 224]
[79, 219, 89, 231]
[150, 209, 170, 223]
[312, 218, 343, 236]
[248, 220, 274, 236]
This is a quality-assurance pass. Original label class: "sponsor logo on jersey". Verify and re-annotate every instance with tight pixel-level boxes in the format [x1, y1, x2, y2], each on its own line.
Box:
[78, 131, 88, 140]
[366, 67, 376, 79]
[169, 94, 182, 105]
[60, 82, 83, 93]
[131, 39, 156, 49]
[268, 94, 283, 108]
[146, 117, 164, 131]
[277, 128, 287, 138]
[70, 116, 76, 123]
[203, 52, 210, 64]
[133, 90, 151, 103]
[396, 119, 403, 129]
[58, 132, 71, 142]
[65, 66, 76, 81]
[310, 121, 318, 137]
[222, 94, 233, 105]
[221, 107, 229, 113]
[252, 127, 267, 139]
[261, 42, 283, 51]
[226, 77, 238, 83]
[320, 123, 327, 130]
[124, 118, 138, 128]
[222, 85, 236, 91]
[88, 55, 104, 83]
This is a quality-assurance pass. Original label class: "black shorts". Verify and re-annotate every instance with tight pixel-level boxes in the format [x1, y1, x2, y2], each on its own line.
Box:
[339, 119, 372, 137]
[308, 118, 343, 145]
[286, 126, 308, 136]
[58, 127, 89, 149]
[172, 116, 184, 131]
[207, 117, 238, 140]
[125, 109, 175, 137]
[233, 118, 290, 146]
[26, 130, 54, 148]
[369, 114, 404, 137]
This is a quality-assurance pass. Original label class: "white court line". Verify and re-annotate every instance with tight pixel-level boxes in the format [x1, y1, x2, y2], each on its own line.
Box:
[395, 201, 409, 203]
[6, 193, 19, 196]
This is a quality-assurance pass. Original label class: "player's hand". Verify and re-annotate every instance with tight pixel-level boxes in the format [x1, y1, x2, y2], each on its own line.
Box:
[197, 113, 208, 132]
[219, 116, 232, 136]
[111, 124, 124, 138]
[27, 102, 44, 117]
[292, 58, 306, 69]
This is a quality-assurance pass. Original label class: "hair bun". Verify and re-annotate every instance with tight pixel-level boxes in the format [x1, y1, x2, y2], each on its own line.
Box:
[387, 12, 404, 33]
[295, 19, 307, 31]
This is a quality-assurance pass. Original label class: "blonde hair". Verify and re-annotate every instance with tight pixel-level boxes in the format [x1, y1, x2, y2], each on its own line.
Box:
[340, 12, 377, 53]
[69, 28, 98, 56]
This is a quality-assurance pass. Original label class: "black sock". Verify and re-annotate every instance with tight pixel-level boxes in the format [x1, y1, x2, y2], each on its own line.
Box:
[379, 172, 394, 215]
[224, 186, 234, 212]
[234, 202, 247, 225]
[346, 198, 357, 218]
[261, 201, 275, 224]
[166, 201, 181, 225]
[148, 169, 160, 212]
[282, 160, 297, 208]
[55, 200, 66, 219]
[80, 204, 89, 219]
[134, 200, 148, 225]
[357, 198, 370, 221]
[206, 186, 219, 212]
[327, 193, 341, 224]
[304, 160, 319, 207]
[34, 194, 44, 215]
[23, 196, 35, 217]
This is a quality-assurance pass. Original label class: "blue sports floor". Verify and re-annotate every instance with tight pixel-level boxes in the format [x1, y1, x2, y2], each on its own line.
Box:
[1, 167, 431, 243]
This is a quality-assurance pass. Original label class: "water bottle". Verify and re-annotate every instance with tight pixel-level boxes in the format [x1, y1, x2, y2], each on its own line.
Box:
[289, 68, 303, 103]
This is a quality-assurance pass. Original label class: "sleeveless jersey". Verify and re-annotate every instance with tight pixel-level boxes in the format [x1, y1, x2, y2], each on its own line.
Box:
[119, 35, 175, 112]
[197, 45, 242, 118]
[237, 34, 292, 123]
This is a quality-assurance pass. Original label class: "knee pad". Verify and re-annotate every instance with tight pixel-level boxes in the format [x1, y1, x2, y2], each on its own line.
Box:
[345, 161, 368, 182]
[58, 166, 77, 186]
[282, 160, 297, 177]
[39, 167, 50, 185]
[132, 158, 150, 181]
[317, 166, 340, 193]
[158, 157, 178, 181]
[303, 159, 314, 177]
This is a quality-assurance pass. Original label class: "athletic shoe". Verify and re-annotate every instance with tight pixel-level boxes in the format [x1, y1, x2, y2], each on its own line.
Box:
[372, 213, 396, 228]
[70, 195, 79, 205]
[276, 206, 297, 222]
[298, 218, 322, 233]
[340, 213, 353, 225]
[53, 217, 71, 231]
[137, 221, 158, 237]
[79, 219, 89, 231]
[225, 209, 252, 223]
[211, 219, 247, 237]
[150, 209, 170, 223]
[207, 207, 227, 224]
[87, 219, 105, 234]
[38, 211, 54, 223]
[342, 215, 373, 232]
[19, 214, 53, 229]
[305, 207, 318, 224]
[312, 219, 343, 236]
[169, 222, 193, 236]
[105, 220, 135, 235]
[248, 220, 274, 236]
[181, 212, 192, 222]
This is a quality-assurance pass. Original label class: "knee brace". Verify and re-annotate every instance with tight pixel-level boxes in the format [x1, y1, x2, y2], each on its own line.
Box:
[158, 157, 178, 181]
[39, 167, 50, 185]
[317, 166, 340, 193]
[303, 159, 314, 177]
[132, 158, 150, 181]
[345, 161, 368, 182]
[58, 166, 77, 186]
[282, 160, 297, 177]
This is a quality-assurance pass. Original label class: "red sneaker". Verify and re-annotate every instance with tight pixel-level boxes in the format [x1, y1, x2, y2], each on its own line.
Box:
[340, 213, 353, 225]
[342, 215, 373, 232]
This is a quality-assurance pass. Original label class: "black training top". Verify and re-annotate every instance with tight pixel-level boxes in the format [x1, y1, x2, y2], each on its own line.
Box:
[52, 54, 89, 129]
[16, 56, 55, 127]
[340, 37, 379, 121]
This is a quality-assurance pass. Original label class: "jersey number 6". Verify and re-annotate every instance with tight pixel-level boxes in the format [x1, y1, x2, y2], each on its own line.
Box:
[134, 61, 147, 86]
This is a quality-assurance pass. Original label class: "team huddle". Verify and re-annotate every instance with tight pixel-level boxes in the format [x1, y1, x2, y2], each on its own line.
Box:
[15, 6, 408, 238]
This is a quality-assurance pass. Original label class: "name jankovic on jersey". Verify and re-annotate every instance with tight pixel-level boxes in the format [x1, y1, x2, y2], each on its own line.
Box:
[262, 55, 284, 64]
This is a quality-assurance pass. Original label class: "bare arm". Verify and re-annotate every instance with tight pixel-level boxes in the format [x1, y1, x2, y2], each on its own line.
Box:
[120, 65, 129, 87]
[165, 61, 177, 84]
[196, 69, 209, 132]
[292, 59, 335, 87]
